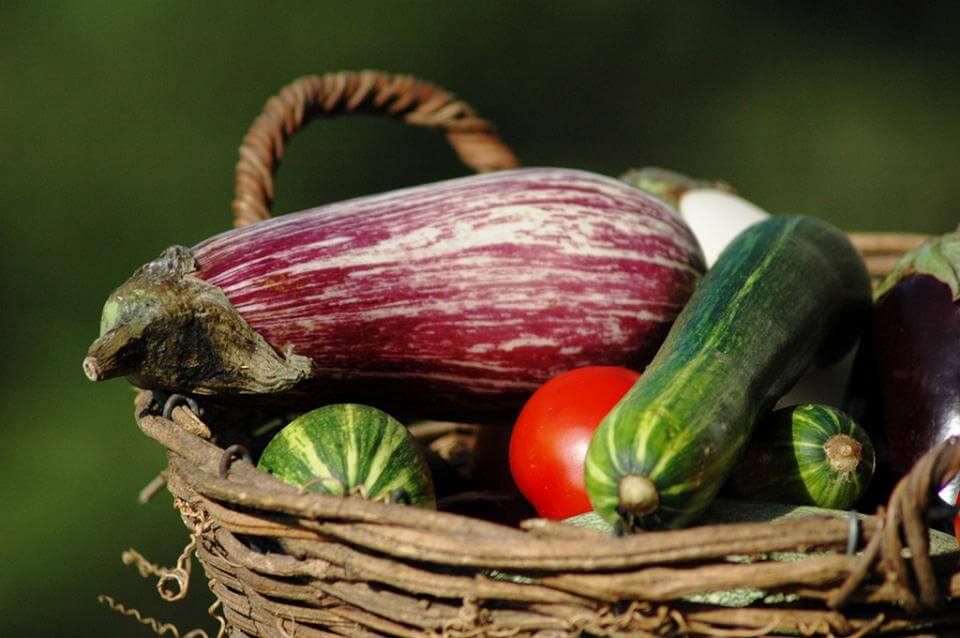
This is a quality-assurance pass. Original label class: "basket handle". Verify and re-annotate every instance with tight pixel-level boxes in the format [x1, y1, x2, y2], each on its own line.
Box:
[231, 70, 520, 227]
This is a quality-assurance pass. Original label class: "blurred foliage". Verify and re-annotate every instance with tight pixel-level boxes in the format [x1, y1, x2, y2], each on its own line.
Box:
[1, 1, 958, 635]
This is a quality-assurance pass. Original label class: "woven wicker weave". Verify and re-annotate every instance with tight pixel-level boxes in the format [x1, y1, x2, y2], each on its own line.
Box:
[127, 71, 957, 637]
[136, 392, 960, 638]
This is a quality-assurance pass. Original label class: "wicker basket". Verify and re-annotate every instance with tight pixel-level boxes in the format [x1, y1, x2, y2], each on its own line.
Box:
[128, 71, 959, 637]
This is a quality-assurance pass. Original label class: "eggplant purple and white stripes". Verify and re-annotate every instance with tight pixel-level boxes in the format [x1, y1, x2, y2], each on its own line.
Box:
[85, 167, 705, 421]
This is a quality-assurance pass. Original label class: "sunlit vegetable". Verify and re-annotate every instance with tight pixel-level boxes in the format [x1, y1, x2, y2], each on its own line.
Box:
[84, 168, 703, 421]
[508, 366, 640, 519]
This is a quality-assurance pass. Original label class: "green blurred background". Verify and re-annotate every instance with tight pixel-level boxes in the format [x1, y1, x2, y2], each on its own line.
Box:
[2, 2, 958, 635]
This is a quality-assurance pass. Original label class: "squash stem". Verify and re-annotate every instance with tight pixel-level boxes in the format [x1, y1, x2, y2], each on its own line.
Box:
[824, 434, 862, 474]
[617, 474, 660, 517]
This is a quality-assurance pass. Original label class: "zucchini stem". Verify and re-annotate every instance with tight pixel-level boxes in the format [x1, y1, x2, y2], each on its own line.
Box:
[617, 474, 660, 517]
[824, 434, 862, 474]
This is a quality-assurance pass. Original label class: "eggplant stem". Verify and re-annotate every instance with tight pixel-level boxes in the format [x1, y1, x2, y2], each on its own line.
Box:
[82, 356, 101, 381]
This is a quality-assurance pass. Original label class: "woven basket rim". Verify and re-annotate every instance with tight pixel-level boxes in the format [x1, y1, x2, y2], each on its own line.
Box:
[137, 392, 878, 567]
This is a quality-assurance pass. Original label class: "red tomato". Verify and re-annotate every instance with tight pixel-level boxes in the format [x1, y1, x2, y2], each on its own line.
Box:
[508, 366, 640, 519]
[955, 490, 960, 542]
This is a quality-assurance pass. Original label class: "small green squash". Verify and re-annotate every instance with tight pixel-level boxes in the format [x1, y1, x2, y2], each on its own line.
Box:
[257, 403, 436, 508]
[727, 404, 875, 509]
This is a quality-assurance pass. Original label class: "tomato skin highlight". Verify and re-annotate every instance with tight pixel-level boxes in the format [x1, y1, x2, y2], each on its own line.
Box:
[508, 366, 640, 519]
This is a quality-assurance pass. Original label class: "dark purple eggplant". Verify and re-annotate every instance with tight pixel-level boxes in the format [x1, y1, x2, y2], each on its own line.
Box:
[855, 227, 960, 504]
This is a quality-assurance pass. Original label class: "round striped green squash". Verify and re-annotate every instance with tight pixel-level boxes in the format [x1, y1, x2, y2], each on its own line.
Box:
[257, 403, 436, 508]
[727, 404, 875, 509]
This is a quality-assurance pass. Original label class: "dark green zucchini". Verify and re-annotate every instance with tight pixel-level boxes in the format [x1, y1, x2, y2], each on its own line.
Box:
[727, 404, 875, 509]
[257, 403, 436, 508]
[584, 216, 871, 530]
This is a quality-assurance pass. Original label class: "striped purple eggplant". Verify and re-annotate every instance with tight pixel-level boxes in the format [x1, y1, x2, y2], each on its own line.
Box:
[84, 168, 705, 420]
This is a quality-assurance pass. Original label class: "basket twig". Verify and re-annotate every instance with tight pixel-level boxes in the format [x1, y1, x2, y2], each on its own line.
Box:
[828, 436, 960, 612]
[847, 231, 932, 281]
